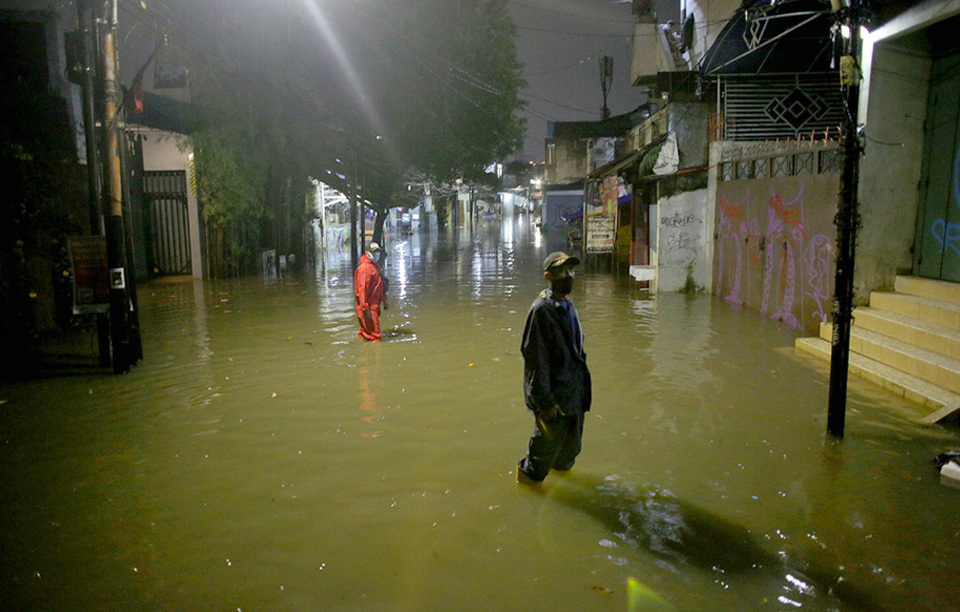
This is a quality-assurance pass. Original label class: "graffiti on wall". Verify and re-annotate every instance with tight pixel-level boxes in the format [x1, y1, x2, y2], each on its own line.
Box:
[928, 145, 960, 259]
[715, 180, 836, 332]
[659, 192, 708, 291]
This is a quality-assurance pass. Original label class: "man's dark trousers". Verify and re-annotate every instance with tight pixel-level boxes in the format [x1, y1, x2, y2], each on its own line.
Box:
[518, 411, 584, 482]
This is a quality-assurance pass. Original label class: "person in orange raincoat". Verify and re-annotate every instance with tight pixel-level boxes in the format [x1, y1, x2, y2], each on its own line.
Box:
[354, 242, 388, 341]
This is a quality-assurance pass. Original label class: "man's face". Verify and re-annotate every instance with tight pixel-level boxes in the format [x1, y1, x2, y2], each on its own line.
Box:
[546, 265, 573, 281]
[546, 264, 575, 294]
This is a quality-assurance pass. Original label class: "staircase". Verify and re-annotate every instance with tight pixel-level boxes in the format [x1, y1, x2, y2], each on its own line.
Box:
[795, 275, 960, 424]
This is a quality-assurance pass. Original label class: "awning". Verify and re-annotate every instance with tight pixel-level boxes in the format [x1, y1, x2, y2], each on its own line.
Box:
[700, 0, 834, 77]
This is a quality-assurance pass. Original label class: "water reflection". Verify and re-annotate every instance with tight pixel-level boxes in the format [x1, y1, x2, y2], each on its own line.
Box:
[544, 472, 879, 611]
[358, 344, 383, 438]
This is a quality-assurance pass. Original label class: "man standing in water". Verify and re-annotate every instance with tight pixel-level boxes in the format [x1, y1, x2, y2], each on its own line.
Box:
[354, 242, 388, 341]
[517, 251, 591, 484]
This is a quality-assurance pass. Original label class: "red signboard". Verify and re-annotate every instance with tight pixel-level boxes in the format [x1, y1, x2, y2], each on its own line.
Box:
[68, 236, 110, 314]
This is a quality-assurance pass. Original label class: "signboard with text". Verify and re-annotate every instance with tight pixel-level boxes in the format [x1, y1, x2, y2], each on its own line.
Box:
[68, 236, 110, 314]
[585, 214, 616, 254]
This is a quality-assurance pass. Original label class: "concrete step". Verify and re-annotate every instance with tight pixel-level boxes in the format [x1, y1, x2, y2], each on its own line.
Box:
[819, 322, 960, 395]
[852, 307, 960, 361]
[867, 291, 960, 332]
[896, 275, 960, 307]
[795, 336, 960, 416]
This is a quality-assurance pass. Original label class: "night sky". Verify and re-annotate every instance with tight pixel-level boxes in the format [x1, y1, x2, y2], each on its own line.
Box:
[510, 0, 679, 163]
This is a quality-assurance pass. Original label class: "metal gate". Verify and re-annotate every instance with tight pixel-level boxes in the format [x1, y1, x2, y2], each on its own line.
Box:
[915, 49, 960, 282]
[143, 170, 191, 276]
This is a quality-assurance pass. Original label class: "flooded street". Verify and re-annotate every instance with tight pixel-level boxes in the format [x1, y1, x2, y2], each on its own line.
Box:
[2, 217, 959, 611]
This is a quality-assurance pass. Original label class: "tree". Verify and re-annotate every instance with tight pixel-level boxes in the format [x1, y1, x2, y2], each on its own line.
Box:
[143, 0, 526, 270]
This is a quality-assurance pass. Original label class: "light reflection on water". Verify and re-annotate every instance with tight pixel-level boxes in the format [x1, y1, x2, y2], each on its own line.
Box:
[1, 217, 959, 611]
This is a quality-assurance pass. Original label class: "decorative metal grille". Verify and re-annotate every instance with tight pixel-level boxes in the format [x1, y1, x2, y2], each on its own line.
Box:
[717, 143, 840, 182]
[721, 74, 844, 141]
[755, 157, 769, 179]
[819, 149, 842, 174]
[771, 155, 791, 177]
[795, 152, 814, 176]
[722, 162, 735, 181]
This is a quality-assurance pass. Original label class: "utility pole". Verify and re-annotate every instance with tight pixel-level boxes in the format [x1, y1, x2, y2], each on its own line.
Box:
[76, 0, 112, 367]
[350, 152, 359, 271]
[99, 0, 133, 374]
[600, 56, 613, 120]
[828, 0, 866, 437]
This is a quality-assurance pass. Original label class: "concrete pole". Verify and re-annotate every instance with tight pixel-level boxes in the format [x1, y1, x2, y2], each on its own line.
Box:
[76, 0, 111, 367]
[350, 153, 358, 271]
[99, 0, 132, 373]
[319, 181, 327, 252]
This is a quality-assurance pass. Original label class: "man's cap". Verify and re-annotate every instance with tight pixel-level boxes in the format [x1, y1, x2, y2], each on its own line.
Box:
[368, 242, 381, 252]
[543, 251, 580, 272]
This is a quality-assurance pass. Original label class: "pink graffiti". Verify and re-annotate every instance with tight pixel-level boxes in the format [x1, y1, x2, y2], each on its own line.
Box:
[716, 180, 837, 333]
[805, 233, 835, 323]
[716, 197, 748, 305]
[762, 193, 807, 328]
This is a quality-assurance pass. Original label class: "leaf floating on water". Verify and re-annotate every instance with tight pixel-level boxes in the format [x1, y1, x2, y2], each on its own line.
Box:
[592, 586, 613, 595]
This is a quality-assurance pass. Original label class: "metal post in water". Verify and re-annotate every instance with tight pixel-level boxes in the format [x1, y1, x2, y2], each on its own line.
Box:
[828, 0, 865, 438]
[350, 152, 358, 271]
[76, 0, 112, 367]
[99, 0, 133, 374]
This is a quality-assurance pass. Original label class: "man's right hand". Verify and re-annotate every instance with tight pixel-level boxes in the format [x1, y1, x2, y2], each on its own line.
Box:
[539, 404, 563, 421]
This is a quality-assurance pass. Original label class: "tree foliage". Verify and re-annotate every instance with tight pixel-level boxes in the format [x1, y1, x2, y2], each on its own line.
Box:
[150, 0, 526, 270]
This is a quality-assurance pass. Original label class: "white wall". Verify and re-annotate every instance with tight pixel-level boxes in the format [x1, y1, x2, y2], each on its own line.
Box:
[857, 43, 930, 296]
[857, 0, 960, 296]
[657, 188, 709, 292]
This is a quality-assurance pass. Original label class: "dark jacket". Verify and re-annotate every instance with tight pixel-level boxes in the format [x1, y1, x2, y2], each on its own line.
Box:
[521, 289, 591, 416]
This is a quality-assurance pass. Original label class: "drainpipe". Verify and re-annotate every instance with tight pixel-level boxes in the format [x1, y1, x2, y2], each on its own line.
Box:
[828, 0, 865, 438]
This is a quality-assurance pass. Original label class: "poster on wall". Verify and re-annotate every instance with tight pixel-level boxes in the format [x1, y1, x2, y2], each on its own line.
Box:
[584, 176, 620, 254]
[602, 176, 618, 215]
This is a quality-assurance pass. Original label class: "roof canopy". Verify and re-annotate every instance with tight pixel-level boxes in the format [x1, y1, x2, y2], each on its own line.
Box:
[700, 0, 835, 77]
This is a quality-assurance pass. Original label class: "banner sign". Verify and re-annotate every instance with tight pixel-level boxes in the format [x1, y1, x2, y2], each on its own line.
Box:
[585, 214, 616, 254]
[68, 236, 110, 314]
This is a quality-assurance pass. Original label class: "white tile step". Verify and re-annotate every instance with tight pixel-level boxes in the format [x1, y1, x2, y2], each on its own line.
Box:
[834, 323, 960, 395]
[896, 275, 960, 307]
[853, 307, 960, 361]
[794, 336, 960, 423]
[868, 291, 960, 332]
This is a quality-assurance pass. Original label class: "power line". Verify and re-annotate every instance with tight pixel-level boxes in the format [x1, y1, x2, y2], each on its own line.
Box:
[508, 0, 635, 25]
[516, 24, 633, 38]
[520, 90, 598, 115]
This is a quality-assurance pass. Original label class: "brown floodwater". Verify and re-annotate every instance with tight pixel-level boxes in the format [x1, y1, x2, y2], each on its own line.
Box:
[2, 216, 959, 611]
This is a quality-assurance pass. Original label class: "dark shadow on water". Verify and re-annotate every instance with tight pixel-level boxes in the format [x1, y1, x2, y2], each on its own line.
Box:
[542, 472, 883, 611]
[1, 329, 109, 382]
[381, 326, 418, 341]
